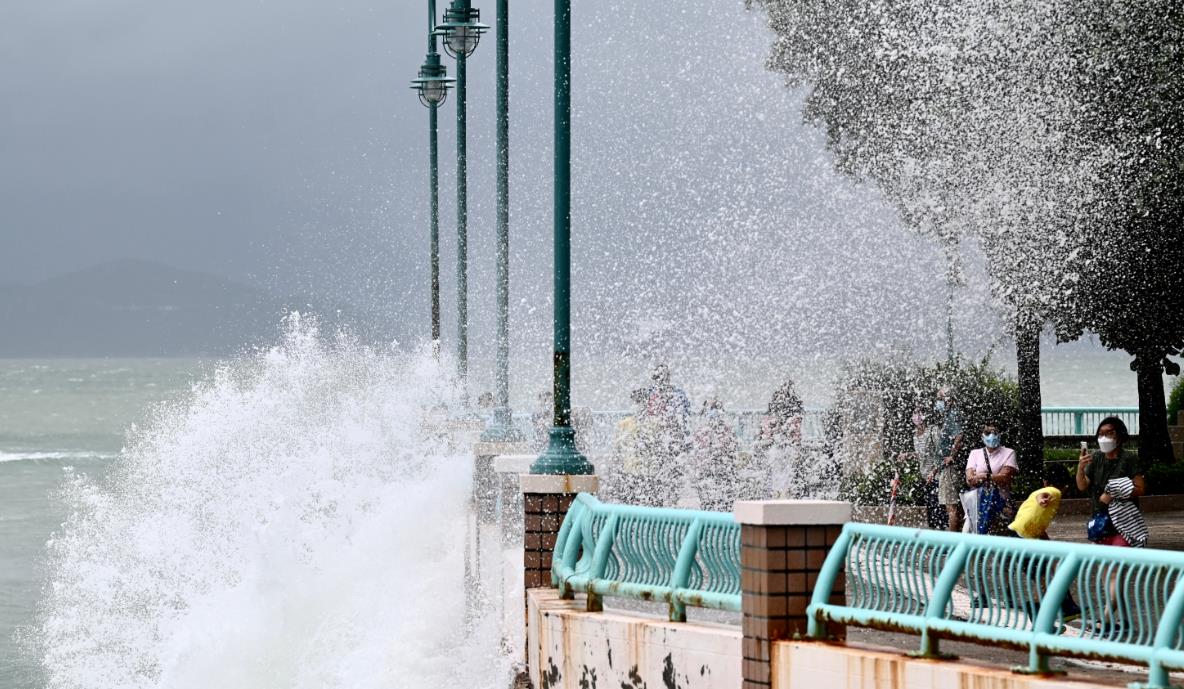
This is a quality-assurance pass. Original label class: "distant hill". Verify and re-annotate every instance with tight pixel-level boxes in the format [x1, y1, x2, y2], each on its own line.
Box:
[0, 259, 382, 357]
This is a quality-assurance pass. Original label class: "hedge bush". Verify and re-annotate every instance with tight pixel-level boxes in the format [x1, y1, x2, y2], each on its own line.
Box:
[1168, 375, 1184, 427]
[828, 357, 1019, 506]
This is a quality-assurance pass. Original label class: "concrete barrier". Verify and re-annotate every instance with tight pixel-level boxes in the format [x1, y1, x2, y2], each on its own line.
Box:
[527, 588, 741, 689]
[772, 640, 1114, 689]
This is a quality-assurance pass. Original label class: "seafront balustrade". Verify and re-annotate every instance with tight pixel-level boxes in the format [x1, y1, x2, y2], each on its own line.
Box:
[543, 494, 1184, 688]
[512, 406, 1140, 454]
[808, 523, 1184, 688]
[551, 493, 741, 621]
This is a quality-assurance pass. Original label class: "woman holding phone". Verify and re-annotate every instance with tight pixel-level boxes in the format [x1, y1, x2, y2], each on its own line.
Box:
[1076, 417, 1147, 547]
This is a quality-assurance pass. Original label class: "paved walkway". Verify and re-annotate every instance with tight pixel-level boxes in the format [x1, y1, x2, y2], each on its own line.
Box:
[848, 628, 1176, 687]
[1047, 510, 1184, 550]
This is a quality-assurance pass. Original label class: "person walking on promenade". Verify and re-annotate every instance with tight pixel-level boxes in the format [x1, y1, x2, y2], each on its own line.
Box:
[1076, 416, 1148, 634]
[1008, 464, 1081, 623]
[754, 378, 805, 497]
[904, 408, 945, 529]
[638, 363, 691, 506]
[964, 421, 1018, 535]
[1077, 417, 1148, 548]
[935, 388, 965, 531]
[691, 397, 742, 511]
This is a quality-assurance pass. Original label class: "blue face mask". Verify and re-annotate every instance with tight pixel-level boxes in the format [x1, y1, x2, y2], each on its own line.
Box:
[934, 400, 946, 413]
[983, 433, 1001, 449]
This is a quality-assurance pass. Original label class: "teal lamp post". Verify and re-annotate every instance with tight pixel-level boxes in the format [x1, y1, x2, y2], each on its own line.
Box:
[480, 0, 524, 443]
[411, 0, 455, 355]
[530, 0, 593, 475]
[435, 0, 488, 390]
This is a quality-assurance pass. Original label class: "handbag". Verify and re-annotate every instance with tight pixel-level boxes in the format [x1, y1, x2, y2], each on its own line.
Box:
[1087, 510, 1113, 542]
[960, 487, 979, 533]
[974, 449, 1008, 535]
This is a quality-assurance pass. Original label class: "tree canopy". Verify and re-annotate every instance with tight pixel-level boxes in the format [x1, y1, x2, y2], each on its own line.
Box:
[751, 0, 1183, 461]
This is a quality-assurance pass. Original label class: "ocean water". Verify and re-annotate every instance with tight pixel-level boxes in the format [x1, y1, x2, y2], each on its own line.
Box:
[0, 338, 1171, 688]
[0, 333, 511, 689]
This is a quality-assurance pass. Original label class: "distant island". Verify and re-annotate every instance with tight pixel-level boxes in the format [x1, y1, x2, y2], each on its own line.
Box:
[0, 259, 389, 357]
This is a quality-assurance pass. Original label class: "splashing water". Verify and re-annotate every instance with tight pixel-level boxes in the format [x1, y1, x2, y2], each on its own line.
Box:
[27, 321, 510, 689]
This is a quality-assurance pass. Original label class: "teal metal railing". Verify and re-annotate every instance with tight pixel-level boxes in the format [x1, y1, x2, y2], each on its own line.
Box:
[551, 493, 741, 621]
[515, 407, 1140, 450]
[808, 523, 1184, 687]
[1042, 406, 1140, 436]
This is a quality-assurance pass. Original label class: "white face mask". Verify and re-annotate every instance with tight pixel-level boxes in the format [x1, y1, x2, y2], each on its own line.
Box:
[1098, 436, 1118, 453]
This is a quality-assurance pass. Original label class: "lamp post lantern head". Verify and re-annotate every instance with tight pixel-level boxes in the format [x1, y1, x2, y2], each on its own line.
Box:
[434, 0, 489, 60]
[411, 52, 455, 107]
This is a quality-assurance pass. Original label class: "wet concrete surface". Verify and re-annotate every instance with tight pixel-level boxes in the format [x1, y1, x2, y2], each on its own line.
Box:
[1046, 510, 1184, 550]
[848, 627, 1175, 687]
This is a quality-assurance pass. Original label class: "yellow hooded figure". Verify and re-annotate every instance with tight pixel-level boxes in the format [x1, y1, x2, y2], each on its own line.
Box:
[1008, 486, 1062, 539]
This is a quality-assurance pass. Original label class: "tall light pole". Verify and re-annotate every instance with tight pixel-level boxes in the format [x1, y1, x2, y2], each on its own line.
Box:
[436, 0, 488, 396]
[531, 0, 592, 475]
[411, 0, 454, 357]
[481, 0, 524, 442]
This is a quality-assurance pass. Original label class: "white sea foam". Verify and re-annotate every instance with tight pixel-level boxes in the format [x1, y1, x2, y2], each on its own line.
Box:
[28, 319, 509, 689]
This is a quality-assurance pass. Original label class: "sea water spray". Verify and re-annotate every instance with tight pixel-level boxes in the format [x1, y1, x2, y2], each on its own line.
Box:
[29, 321, 510, 689]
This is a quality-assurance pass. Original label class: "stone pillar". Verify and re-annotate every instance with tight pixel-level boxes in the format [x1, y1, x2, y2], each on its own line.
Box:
[475, 442, 529, 525]
[494, 455, 535, 547]
[734, 500, 852, 689]
[520, 474, 598, 598]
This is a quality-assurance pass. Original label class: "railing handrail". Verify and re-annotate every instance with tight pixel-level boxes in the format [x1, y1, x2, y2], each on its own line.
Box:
[808, 523, 1184, 686]
[551, 493, 741, 621]
[512, 406, 1142, 445]
[1040, 406, 1140, 411]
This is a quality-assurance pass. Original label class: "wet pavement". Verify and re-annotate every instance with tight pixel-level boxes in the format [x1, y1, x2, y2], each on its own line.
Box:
[1047, 509, 1184, 551]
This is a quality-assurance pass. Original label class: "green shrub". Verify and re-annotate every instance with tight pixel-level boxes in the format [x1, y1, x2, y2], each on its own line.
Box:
[1168, 375, 1184, 428]
[828, 356, 1019, 505]
[1146, 462, 1184, 495]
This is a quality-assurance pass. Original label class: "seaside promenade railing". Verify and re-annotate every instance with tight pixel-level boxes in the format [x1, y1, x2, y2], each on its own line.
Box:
[514, 407, 1139, 452]
[808, 523, 1184, 688]
[1042, 406, 1140, 436]
[547, 496, 1184, 686]
[551, 493, 741, 621]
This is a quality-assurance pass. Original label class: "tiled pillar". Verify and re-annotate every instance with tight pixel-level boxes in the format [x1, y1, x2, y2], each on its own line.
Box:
[733, 500, 852, 689]
[520, 474, 598, 598]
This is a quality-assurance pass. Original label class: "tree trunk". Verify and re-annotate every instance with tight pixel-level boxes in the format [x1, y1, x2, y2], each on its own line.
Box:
[1015, 315, 1044, 481]
[1135, 352, 1175, 465]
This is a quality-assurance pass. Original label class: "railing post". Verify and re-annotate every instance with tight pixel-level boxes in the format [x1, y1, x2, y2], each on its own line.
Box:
[1024, 553, 1080, 674]
[1074, 411, 1083, 436]
[918, 540, 969, 659]
[586, 512, 619, 612]
[807, 527, 852, 638]
[1147, 577, 1184, 688]
[734, 500, 852, 689]
[669, 518, 704, 622]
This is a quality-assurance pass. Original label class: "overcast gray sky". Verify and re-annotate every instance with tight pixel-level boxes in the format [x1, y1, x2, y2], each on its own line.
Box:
[1, 0, 1015, 402]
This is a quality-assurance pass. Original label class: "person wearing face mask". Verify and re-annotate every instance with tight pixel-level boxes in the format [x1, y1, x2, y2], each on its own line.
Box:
[898, 409, 944, 529]
[691, 397, 742, 511]
[964, 422, 1019, 535]
[934, 388, 964, 531]
[1077, 417, 1147, 548]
